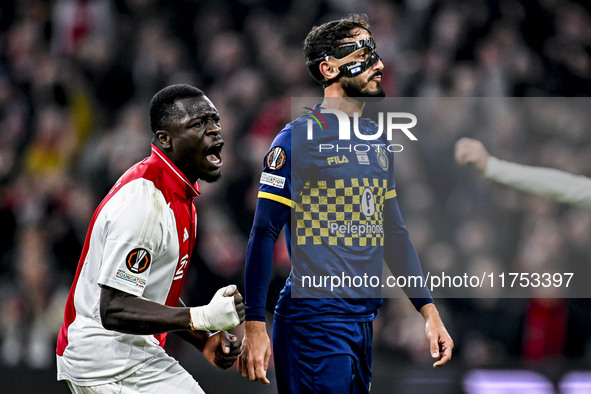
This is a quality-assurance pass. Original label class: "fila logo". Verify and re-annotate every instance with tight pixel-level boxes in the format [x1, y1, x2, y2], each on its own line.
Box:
[174, 254, 189, 280]
[327, 155, 349, 165]
[183, 228, 189, 242]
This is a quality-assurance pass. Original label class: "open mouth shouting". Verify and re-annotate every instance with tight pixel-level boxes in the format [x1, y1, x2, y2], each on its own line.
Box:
[205, 142, 224, 168]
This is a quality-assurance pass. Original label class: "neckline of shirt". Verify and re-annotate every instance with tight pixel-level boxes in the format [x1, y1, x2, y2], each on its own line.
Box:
[151, 145, 201, 199]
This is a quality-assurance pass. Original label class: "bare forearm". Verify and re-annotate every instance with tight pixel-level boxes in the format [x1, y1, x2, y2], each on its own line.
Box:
[100, 285, 191, 334]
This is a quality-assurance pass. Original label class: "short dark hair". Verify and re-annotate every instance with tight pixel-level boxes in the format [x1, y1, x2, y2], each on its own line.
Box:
[149, 84, 205, 133]
[303, 14, 372, 82]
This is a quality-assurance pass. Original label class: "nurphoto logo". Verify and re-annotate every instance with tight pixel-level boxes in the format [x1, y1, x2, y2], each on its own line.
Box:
[304, 107, 418, 153]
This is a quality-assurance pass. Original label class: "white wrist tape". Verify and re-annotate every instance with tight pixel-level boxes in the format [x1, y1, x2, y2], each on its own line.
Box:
[189, 285, 240, 331]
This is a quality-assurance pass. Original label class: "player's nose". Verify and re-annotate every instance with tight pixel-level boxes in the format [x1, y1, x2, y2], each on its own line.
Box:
[206, 122, 222, 137]
[373, 59, 384, 71]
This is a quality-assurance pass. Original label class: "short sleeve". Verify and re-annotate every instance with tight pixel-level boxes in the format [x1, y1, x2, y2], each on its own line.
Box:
[97, 179, 169, 297]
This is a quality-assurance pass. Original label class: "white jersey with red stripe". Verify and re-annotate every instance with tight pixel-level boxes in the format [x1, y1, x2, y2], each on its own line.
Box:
[56, 145, 199, 386]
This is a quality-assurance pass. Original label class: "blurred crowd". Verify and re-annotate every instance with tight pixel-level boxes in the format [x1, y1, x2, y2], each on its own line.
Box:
[0, 0, 590, 381]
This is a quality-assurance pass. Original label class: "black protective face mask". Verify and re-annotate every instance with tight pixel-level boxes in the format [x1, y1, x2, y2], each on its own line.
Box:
[318, 37, 382, 89]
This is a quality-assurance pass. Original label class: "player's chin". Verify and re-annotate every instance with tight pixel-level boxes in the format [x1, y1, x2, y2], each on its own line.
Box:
[368, 83, 385, 96]
[198, 169, 222, 183]
[356, 81, 384, 100]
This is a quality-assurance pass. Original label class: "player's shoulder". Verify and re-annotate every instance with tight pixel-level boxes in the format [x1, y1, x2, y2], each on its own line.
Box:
[100, 177, 170, 236]
[273, 112, 316, 140]
[263, 120, 302, 175]
[107, 177, 165, 209]
[271, 122, 292, 147]
[266, 112, 317, 161]
[291, 112, 313, 129]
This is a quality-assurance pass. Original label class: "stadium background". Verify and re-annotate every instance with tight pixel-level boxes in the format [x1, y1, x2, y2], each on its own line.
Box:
[1, 0, 591, 393]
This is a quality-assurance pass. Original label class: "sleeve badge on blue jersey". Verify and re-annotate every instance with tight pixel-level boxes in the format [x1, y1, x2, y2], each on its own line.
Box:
[260, 172, 286, 189]
[125, 248, 151, 274]
[265, 146, 287, 171]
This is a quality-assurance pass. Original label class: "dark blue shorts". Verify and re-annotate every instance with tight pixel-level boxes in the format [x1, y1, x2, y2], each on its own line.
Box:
[273, 319, 373, 394]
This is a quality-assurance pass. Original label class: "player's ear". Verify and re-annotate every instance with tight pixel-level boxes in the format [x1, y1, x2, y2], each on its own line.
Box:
[319, 59, 340, 81]
[155, 130, 172, 150]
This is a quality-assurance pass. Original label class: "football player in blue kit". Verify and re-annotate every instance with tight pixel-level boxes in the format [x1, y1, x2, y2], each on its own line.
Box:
[238, 14, 453, 393]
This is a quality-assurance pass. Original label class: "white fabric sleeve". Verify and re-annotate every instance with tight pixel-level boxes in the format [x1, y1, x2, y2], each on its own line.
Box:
[97, 179, 168, 296]
[485, 156, 591, 208]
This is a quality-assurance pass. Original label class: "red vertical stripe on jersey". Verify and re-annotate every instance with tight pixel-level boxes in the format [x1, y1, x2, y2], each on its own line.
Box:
[153, 199, 197, 347]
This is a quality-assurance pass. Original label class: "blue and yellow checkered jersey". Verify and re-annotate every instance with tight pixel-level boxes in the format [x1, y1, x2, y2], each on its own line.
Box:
[258, 104, 398, 323]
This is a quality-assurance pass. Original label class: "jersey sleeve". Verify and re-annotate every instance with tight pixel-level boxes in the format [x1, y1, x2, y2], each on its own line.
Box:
[244, 198, 291, 321]
[485, 156, 591, 207]
[383, 195, 433, 310]
[97, 179, 168, 297]
[245, 126, 294, 321]
[258, 125, 293, 208]
[383, 149, 432, 310]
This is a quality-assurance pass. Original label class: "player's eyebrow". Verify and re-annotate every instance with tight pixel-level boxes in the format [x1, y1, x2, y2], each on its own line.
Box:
[183, 113, 220, 128]
[184, 108, 219, 121]
[193, 112, 219, 120]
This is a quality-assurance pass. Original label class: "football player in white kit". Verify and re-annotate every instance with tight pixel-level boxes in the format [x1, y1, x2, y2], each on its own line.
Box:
[56, 84, 244, 394]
